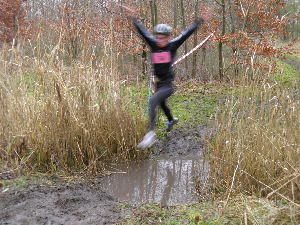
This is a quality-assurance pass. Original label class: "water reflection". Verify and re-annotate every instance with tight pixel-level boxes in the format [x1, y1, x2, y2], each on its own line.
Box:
[101, 159, 209, 206]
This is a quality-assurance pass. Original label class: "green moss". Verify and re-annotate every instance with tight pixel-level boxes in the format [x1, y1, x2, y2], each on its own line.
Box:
[120, 202, 225, 225]
[1, 174, 49, 190]
[121, 83, 149, 116]
[156, 92, 217, 129]
[274, 60, 300, 86]
[1, 176, 29, 190]
[122, 83, 222, 138]
[120, 196, 299, 225]
[20, 71, 39, 95]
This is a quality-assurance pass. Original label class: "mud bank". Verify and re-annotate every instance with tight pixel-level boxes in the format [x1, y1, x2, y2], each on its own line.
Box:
[0, 181, 128, 225]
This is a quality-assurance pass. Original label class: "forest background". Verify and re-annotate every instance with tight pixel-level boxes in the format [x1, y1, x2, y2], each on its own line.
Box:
[0, 0, 299, 224]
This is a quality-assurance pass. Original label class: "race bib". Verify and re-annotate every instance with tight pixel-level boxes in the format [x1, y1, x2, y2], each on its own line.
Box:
[151, 52, 171, 64]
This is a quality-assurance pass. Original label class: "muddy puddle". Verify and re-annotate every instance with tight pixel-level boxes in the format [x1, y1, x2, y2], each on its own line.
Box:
[0, 125, 212, 224]
[100, 157, 209, 206]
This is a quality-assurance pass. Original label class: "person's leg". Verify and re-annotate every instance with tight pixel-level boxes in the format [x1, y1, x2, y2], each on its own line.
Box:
[159, 87, 179, 131]
[138, 85, 174, 149]
[160, 100, 173, 122]
[148, 85, 173, 131]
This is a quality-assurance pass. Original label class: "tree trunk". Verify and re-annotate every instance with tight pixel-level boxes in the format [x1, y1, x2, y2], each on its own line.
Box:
[180, 0, 188, 75]
[191, 0, 199, 78]
[201, 47, 206, 66]
[150, 0, 158, 26]
[218, 0, 226, 80]
[229, 0, 239, 77]
[154, 0, 158, 25]
[173, 0, 178, 29]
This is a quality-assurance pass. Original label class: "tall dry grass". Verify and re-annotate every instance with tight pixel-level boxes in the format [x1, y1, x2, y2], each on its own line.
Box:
[0, 41, 147, 174]
[210, 78, 300, 206]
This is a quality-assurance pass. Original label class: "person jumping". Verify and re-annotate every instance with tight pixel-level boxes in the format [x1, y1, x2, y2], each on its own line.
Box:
[125, 9, 206, 149]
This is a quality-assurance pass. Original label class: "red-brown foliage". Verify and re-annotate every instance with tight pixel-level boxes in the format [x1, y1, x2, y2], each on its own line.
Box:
[0, 0, 26, 44]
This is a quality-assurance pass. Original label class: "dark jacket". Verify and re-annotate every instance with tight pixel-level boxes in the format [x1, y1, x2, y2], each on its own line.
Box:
[132, 18, 203, 85]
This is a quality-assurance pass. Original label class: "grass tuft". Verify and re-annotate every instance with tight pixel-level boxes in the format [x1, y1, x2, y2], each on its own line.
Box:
[0, 46, 147, 174]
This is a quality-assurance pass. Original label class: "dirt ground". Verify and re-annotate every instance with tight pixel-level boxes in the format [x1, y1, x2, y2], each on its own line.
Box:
[151, 124, 213, 159]
[0, 181, 127, 225]
[0, 125, 212, 225]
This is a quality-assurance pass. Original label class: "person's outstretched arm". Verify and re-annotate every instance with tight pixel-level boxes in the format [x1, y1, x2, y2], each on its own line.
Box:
[132, 17, 156, 49]
[170, 18, 204, 49]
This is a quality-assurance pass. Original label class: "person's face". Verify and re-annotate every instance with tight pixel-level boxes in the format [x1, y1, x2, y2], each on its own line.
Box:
[156, 34, 170, 48]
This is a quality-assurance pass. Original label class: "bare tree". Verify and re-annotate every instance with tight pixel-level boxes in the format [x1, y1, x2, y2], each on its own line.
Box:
[191, 0, 199, 78]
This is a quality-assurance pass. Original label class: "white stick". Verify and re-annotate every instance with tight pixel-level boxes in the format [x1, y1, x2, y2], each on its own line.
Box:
[172, 33, 214, 67]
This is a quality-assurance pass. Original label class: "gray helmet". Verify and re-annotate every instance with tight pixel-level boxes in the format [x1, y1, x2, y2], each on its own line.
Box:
[154, 24, 172, 36]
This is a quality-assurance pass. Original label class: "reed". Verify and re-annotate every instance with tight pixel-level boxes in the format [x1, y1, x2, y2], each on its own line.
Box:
[0, 40, 147, 174]
[210, 77, 300, 204]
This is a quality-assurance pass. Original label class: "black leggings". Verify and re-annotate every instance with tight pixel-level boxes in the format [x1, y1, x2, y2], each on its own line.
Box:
[148, 85, 174, 131]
